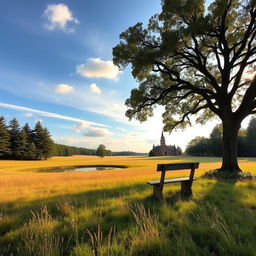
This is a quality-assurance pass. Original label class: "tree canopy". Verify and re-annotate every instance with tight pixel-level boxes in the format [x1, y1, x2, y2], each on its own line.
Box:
[113, 0, 256, 172]
[96, 144, 112, 158]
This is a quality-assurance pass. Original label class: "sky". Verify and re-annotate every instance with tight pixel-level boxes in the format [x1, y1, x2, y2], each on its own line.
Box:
[0, 0, 228, 152]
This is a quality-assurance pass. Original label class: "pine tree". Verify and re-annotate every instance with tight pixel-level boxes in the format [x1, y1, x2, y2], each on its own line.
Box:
[25, 142, 36, 160]
[23, 123, 34, 143]
[0, 116, 10, 157]
[41, 128, 54, 160]
[33, 121, 53, 160]
[33, 121, 45, 159]
[9, 118, 22, 159]
[22, 123, 37, 160]
[19, 128, 28, 160]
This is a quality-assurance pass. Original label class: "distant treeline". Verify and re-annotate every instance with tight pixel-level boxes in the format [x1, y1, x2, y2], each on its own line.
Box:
[52, 144, 96, 156]
[52, 146, 145, 157]
[186, 117, 256, 157]
[112, 151, 147, 156]
[0, 117, 53, 160]
[0, 116, 146, 160]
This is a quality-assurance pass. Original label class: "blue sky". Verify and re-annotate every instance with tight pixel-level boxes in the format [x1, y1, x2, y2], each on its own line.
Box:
[0, 0, 220, 152]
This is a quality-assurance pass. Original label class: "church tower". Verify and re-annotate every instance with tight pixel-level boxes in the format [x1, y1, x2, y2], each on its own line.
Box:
[160, 131, 166, 146]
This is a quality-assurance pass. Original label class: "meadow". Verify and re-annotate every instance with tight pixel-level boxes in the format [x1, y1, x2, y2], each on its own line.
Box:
[1, 155, 256, 256]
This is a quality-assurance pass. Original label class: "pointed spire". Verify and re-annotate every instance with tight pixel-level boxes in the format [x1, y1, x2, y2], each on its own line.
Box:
[160, 131, 166, 146]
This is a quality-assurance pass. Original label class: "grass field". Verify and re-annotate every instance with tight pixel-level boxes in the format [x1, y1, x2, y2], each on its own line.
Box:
[1, 155, 256, 256]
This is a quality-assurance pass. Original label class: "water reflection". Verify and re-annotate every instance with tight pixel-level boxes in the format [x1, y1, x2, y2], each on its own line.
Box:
[64, 166, 123, 172]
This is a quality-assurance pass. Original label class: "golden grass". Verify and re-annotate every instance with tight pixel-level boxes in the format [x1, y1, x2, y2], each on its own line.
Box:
[0, 155, 255, 205]
[1, 155, 256, 255]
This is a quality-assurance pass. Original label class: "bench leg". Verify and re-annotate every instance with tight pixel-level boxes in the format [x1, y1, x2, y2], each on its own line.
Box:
[153, 185, 163, 200]
[181, 181, 192, 196]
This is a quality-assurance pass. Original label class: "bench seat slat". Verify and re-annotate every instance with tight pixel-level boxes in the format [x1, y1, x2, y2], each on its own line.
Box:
[147, 177, 196, 185]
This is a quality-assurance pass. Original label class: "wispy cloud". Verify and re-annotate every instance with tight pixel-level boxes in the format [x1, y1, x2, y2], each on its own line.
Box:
[54, 84, 74, 94]
[128, 132, 141, 137]
[90, 83, 101, 95]
[0, 102, 106, 127]
[22, 112, 34, 117]
[44, 4, 79, 32]
[110, 103, 120, 110]
[76, 58, 121, 80]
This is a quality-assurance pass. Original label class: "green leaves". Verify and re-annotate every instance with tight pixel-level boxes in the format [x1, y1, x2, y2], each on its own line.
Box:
[113, 0, 256, 135]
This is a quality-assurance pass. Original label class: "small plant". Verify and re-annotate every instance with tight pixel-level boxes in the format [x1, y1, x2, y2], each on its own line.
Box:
[130, 203, 159, 239]
[20, 206, 63, 256]
[57, 196, 74, 216]
[70, 215, 80, 246]
[86, 225, 114, 256]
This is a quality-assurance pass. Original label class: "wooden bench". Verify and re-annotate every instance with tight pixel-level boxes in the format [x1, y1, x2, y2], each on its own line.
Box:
[147, 162, 199, 200]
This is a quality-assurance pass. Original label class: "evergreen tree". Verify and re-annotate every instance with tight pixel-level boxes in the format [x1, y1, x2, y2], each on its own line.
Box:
[246, 118, 256, 156]
[19, 128, 28, 160]
[9, 118, 22, 159]
[33, 121, 45, 159]
[0, 116, 10, 157]
[23, 123, 34, 143]
[25, 142, 36, 160]
[41, 128, 54, 160]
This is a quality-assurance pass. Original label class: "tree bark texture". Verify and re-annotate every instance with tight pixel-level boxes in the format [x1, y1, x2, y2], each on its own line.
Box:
[220, 119, 241, 172]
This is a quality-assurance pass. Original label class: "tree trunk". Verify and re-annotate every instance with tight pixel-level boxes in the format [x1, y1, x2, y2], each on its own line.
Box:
[220, 119, 241, 172]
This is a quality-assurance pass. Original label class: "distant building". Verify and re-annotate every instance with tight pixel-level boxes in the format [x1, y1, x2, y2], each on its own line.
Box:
[149, 132, 182, 157]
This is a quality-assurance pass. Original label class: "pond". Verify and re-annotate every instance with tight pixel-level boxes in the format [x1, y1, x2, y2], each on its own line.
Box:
[37, 165, 127, 173]
[64, 166, 124, 172]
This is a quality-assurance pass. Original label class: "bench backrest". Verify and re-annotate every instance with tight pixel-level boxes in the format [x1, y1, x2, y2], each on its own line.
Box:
[157, 162, 199, 172]
[157, 162, 199, 188]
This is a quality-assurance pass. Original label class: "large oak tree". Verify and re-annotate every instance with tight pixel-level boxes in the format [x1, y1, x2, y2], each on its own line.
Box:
[113, 0, 256, 172]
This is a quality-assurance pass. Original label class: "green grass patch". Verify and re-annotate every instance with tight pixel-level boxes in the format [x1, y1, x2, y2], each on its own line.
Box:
[1, 156, 256, 255]
[1, 179, 256, 255]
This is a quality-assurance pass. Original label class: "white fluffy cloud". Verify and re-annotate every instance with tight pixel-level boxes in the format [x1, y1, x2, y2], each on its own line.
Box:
[74, 122, 91, 133]
[90, 83, 101, 95]
[76, 58, 121, 80]
[44, 4, 79, 32]
[83, 127, 113, 137]
[54, 84, 74, 94]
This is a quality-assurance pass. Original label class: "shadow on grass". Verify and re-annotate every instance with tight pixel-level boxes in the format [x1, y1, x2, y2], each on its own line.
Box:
[1, 175, 256, 255]
[137, 177, 256, 255]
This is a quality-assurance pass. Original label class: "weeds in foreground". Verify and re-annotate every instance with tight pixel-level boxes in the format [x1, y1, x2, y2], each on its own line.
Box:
[19, 206, 64, 256]
[1, 176, 256, 256]
[86, 225, 113, 256]
[130, 203, 159, 239]
[57, 196, 74, 217]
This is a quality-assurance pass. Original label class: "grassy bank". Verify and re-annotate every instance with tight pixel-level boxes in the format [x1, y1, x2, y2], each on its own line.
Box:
[1, 156, 256, 255]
